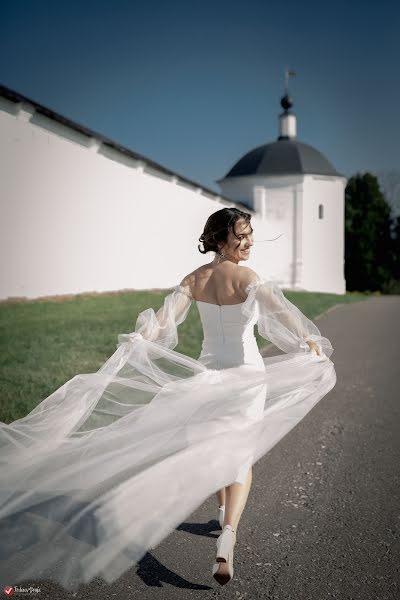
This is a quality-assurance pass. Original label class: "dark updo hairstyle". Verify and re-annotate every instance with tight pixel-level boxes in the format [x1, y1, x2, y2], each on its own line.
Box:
[198, 207, 253, 255]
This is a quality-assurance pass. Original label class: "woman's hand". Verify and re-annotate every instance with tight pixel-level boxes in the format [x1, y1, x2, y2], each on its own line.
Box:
[306, 340, 322, 356]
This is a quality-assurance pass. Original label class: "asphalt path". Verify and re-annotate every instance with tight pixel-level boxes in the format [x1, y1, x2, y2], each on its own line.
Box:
[8, 295, 400, 600]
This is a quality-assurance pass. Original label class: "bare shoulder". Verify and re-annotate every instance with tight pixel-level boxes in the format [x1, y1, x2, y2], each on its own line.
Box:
[179, 269, 197, 289]
[180, 263, 209, 286]
[179, 263, 258, 297]
[237, 265, 259, 289]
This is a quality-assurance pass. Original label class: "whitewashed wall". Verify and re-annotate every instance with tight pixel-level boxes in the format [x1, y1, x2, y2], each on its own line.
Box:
[301, 176, 346, 294]
[0, 97, 265, 301]
[219, 172, 346, 294]
[0, 95, 346, 300]
[219, 175, 300, 285]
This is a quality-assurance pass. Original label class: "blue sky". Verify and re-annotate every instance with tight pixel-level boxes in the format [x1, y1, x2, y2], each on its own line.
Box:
[0, 0, 399, 193]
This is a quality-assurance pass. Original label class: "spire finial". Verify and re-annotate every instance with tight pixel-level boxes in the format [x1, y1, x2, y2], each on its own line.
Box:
[284, 66, 296, 95]
[278, 67, 297, 140]
[281, 66, 296, 110]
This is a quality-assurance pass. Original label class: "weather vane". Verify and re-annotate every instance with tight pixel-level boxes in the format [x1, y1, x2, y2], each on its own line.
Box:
[284, 66, 296, 95]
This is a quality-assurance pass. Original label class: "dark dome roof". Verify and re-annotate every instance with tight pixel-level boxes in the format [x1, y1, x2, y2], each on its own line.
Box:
[222, 139, 341, 179]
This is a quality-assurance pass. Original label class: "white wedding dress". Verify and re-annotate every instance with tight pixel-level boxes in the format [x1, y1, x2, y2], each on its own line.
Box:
[196, 287, 267, 484]
[0, 274, 336, 591]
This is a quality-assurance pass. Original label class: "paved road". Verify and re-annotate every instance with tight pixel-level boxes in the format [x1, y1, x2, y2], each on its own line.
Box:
[13, 296, 400, 600]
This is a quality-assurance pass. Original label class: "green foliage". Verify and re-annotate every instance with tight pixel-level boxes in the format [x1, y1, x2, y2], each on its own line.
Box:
[388, 214, 400, 284]
[345, 172, 398, 292]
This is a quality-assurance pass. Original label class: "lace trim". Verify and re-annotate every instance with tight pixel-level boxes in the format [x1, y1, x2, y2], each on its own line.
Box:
[244, 276, 261, 295]
[173, 284, 193, 299]
[176, 278, 261, 299]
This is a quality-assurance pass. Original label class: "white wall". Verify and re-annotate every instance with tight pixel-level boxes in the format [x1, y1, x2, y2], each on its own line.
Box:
[220, 175, 301, 284]
[0, 94, 346, 300]
[219, 169, 346, 294]
[0, 97, 247, 300]
[301, 176, 346, 294]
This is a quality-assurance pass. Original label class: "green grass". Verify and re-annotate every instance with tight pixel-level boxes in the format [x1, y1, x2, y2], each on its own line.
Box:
[0, 288, 369, 423]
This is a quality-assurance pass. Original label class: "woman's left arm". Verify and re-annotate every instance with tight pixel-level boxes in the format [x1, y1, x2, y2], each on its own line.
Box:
[253, 278, 333, 358]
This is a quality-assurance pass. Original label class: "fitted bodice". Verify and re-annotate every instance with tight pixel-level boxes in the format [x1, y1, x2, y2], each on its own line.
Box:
[196, 300, 264, 370]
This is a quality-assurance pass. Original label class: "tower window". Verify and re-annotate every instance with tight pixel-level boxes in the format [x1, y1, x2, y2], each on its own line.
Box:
[318, 204, 324, 219]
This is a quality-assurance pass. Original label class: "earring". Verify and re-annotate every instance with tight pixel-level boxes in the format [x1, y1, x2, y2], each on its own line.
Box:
[216, 249, 225, 265]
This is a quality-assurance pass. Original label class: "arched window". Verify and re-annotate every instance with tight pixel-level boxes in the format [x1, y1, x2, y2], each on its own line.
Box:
[318, 204, 324, 219]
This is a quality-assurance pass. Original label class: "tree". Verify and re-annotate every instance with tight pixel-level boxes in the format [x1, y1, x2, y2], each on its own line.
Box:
[383, 214, 400, 293]
[376, 169, 400, 218]
[345, 173, 393, 292]
[391, 215, 400, 280]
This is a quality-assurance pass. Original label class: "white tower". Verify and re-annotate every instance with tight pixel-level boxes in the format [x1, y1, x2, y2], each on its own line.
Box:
[216, 70, 346, 294]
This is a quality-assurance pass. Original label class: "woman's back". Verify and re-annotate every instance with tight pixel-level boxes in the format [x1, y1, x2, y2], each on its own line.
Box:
[188, 262, 255, 306]
[189, 261, 263, 371]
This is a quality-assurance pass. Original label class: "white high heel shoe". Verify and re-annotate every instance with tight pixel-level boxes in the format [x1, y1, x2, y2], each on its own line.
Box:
[218, 504, 225, 529]
[212, 524, 236, 585]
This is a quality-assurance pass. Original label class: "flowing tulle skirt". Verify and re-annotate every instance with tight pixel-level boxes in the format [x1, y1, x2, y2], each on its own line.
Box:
[0, 332, 335, 591]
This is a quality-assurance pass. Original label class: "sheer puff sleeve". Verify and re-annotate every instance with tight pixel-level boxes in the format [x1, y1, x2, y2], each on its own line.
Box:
[242, 275, 333, 359]
[117, 283, 193, 350]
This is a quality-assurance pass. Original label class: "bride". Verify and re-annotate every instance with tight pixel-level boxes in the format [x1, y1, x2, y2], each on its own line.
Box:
[0, 207, 336, 591]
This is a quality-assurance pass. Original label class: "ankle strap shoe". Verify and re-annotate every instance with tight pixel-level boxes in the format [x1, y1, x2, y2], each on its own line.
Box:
[212, 524, 236, 585]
